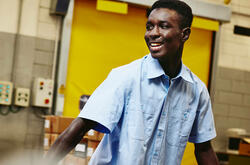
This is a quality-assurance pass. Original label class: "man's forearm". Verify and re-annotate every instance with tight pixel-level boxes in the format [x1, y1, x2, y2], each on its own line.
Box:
[46, 127, 84, 164]
[45, 118, 96, 164]
[195, 141, 219, 165]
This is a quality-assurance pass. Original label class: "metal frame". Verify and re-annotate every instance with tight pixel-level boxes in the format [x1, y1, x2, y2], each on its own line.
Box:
[209, 26, 221, 103]
[54, 0, 74, 115]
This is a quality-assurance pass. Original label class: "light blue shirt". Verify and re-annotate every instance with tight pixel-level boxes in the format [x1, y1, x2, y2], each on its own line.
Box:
[78, 54, 216, 165]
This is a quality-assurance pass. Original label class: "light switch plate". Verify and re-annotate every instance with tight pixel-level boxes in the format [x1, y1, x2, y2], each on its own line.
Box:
[14, 88, 30, 107]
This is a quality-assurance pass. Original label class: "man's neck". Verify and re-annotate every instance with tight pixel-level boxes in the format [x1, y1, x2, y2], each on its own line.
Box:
[158, 46, 183, 78]
[160, 59, 181, 78]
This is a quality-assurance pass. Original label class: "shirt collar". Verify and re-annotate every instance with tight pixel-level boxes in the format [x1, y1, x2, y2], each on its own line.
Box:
[146, 54, 165, 79]
[145, 54, 194, 84]
[175, 63, 194, 83]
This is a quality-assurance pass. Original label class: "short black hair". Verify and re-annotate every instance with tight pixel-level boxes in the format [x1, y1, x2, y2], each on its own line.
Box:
[146, 0, 193, 29]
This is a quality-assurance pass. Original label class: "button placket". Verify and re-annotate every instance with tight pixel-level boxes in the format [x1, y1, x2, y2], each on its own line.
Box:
[151, 76, 171, 164]
[151, 96, 169, 163]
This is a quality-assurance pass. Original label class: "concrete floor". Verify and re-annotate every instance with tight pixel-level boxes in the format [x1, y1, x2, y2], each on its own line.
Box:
[0, 140, 87, 165]
[0, 140, 44, 165]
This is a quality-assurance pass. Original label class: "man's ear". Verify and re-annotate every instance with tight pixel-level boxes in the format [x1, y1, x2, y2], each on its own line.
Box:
[181, 27, 191, 42]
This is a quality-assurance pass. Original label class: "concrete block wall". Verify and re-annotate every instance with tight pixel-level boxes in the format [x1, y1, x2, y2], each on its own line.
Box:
[219, 14, 250, 70]
[199, 0, 250, 16]
[0, 32, 15, 81]
[33, 38, 55, 79]
[204, 0, 250, 152]
[0, 0, 61, 153]
[213, 68, 250, 151]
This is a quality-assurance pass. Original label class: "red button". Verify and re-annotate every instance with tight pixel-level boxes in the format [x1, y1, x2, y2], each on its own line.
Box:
[44, 99, 50, 104]
[40, 82, 44, 86]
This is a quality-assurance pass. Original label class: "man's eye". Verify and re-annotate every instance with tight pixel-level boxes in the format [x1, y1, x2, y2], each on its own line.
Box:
[146, 24, 153, 31]
[160, 24, 169, 29]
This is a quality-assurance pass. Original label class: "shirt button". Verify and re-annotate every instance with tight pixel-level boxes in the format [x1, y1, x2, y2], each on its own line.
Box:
[153, 152, 158, 157]
[158, 131, 162, 137]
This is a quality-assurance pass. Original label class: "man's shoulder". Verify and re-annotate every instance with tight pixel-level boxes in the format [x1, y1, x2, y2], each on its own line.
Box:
[104, 58, 143, 91]
[111, 58, 143, 77]
[183, 65, 208, 92]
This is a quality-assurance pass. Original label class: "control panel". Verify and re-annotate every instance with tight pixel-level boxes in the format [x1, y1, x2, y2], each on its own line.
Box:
[14, 88, 30, 107]
[32, 78, 54, 108]
[0, 81, 13, 105]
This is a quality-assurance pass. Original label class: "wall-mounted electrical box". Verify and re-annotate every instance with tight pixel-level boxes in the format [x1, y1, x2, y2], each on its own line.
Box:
[32, 78, 54, 108]
[0, 81, 13, 105]
[14, 88, 30, 107]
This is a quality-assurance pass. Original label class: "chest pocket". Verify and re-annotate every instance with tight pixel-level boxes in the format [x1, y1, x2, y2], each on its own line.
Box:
[166, 80, 196, 147]
[127, 110, 145, 140]
[126, 104, 154, 141]
[127, 111, 155, 141]
[166, 105, 196, 147]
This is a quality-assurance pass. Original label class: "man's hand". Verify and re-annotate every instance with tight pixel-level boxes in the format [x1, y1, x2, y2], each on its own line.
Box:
[194, 141, 219, 165]
[45, 117, 97, 164]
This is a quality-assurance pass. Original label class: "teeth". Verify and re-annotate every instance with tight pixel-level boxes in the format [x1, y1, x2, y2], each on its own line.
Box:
[150, 43, 161, 47]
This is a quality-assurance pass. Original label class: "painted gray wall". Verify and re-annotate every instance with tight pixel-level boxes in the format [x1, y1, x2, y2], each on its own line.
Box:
[0, 32, 55, 153]
[0, 32, 15, 81]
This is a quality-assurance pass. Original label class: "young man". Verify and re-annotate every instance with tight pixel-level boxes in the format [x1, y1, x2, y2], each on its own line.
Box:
[46, 0, 219, 164]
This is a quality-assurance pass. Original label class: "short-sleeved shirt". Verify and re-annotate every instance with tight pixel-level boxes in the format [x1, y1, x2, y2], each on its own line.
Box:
[78, 54, 216, 165]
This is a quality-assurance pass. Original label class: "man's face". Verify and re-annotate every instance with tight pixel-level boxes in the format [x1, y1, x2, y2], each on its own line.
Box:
[144, 8, 184, 62]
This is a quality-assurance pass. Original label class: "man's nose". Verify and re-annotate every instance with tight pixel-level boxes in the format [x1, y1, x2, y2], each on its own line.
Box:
[149, 26, 160, 39]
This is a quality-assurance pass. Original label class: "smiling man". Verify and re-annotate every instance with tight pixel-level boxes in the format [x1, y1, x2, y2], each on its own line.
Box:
[46, 0, 219, 165]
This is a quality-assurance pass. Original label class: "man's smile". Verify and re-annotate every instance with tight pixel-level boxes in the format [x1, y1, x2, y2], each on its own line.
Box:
[149, 42, 164, 52]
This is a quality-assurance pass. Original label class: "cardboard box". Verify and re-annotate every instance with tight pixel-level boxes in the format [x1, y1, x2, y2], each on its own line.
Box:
[50, 116, 58, 133]
[80, 137, 88, 143]
[84, 129, 99, 141]
[98, 133, 104, 141]
[44, 115, 52, 133]
[51, 116, 75, 133]
[44, 133, 58, 150]
[50, 133, 59, 146]
[239, 138, 250, 156]
[74, 140, 87, 158]
[44, 133, 50, 150]
[87, 140, 100, 162]
[84, 131, 104, 141]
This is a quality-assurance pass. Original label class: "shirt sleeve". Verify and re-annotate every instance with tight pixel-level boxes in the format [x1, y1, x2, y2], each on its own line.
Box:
[188, 87, 216, 143]
[78, 69, 125, 134]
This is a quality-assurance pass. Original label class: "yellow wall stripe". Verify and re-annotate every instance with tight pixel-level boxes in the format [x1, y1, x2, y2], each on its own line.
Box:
[97, 0, 128, 14]
[192, 16, 219, 31]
